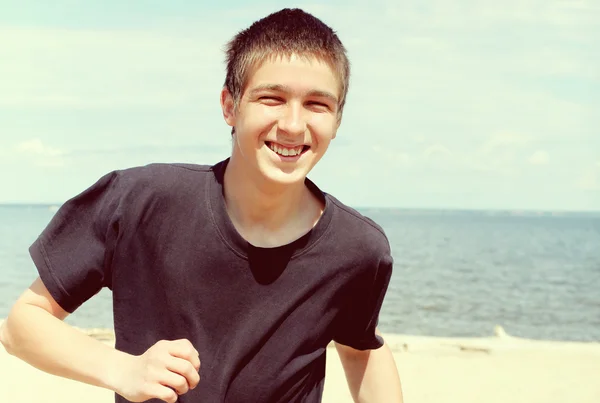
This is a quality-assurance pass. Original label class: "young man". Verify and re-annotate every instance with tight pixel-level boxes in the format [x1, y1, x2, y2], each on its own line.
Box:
[0, 8, 403, 403]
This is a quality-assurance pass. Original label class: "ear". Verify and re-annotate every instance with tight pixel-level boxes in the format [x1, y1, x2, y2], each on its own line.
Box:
[332, 113, 343, 139]
[220, 87, 236, 127]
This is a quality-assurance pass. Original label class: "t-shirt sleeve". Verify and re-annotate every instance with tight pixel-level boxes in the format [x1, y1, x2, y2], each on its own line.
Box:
[333, 251, 393, 350]
[29, 171, 123, 314]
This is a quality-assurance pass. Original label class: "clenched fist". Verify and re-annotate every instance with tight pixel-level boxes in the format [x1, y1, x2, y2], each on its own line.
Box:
[113, 339, 201, 403]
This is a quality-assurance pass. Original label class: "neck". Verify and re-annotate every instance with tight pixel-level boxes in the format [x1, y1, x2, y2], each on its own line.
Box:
[223, 156, 321, 246]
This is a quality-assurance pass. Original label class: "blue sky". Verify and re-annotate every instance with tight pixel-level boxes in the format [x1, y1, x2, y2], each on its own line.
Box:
[1, 0, 599, 210]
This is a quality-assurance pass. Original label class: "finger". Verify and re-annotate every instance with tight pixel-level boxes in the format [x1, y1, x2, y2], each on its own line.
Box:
[190, 352, 201, 372]
[166, 356, 201, 390]
[169, 340, 201, 370]
[149, 383, 178, 403]
[160, 370, 190, 396]
[174, 339, 200, 356]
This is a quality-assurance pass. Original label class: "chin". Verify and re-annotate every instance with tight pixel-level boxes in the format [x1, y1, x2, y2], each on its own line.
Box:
[259, 164, 310, 186]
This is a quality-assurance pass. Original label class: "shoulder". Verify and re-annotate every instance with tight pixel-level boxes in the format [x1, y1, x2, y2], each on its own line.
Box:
[325, 193, 391, 258]
[116, 162, 213, 186]
[110, 162, 215, 198]
[80, 161, 220, 216]
[322, 194, 394, 289]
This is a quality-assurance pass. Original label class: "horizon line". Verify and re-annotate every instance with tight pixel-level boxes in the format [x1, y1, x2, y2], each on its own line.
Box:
[1, 202, 599, 215]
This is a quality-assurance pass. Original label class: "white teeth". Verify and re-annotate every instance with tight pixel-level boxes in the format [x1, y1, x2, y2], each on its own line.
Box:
[268, 143, 303, 157]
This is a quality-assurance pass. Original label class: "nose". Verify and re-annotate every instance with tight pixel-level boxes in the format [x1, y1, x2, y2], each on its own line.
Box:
[277, 101, 306, 136]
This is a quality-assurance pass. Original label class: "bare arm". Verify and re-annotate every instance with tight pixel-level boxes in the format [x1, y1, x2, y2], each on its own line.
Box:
[335, 330, 404, 403]
[0, 277, 200, 403]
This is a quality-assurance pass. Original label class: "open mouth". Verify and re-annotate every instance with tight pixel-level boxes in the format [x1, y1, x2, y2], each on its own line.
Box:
[265, 141, 310, 157]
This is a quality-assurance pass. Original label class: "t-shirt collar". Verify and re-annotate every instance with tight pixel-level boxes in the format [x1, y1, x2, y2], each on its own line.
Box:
[207, 158, 333, 259]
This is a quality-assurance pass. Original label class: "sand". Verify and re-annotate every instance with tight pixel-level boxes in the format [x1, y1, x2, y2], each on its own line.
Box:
[1, 324, 599, 403]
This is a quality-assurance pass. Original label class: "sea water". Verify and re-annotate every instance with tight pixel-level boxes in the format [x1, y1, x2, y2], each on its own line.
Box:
[1, 205, 599, 342]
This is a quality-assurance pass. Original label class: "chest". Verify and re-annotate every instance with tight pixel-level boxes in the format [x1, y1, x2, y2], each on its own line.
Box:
[113, 219, 353, 338]
[110, 211, 361, 401]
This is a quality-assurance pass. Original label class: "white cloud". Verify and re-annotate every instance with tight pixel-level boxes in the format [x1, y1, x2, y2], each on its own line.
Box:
[470, 132, 531, 174]
[371, 145, 412, 165]
[529, 150, 549, 165]
[411, 135, 427, 144]
[15, 139, 66, 167]
[0, 1, 598, 210]
[575, 163, 600, 190]
[479, 132, 531, 156]
[576, 173, 598, 190]
[423, 144, 453, 159]
[17, 139, 64, 157]
[334, 0, 598, 146]
[0, 94, 197, 109]
[455, 132, 536, 176]
[0, 27, 225, 108]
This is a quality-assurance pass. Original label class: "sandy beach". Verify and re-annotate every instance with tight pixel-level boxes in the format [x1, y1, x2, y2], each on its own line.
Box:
[1, 323, 598, 403]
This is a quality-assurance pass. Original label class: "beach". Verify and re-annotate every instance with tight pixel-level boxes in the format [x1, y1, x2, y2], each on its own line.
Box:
[1, 324, 598, 403]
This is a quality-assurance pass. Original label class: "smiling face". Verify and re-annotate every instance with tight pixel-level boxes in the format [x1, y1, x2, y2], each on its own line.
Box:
[221, 54, 342, 186]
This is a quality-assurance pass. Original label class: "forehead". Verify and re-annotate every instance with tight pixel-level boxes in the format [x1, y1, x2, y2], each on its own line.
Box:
[243, 54, 341, 97]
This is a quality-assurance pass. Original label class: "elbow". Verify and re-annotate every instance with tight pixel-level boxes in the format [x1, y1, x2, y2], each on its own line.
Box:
[0, 319, 14, 355]
[0, 306, 23, 356]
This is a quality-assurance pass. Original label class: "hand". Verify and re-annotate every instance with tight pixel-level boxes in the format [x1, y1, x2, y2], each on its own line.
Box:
[114, 339, 201, 403]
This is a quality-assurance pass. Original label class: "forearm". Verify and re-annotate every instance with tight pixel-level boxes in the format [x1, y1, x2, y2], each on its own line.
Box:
[0, 303, 129, 393]
[336, 341, 404, 403]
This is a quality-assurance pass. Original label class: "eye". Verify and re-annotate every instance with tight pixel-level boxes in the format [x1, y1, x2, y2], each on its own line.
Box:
[306, 101, 331, 110]
[259, 96, 284, 104]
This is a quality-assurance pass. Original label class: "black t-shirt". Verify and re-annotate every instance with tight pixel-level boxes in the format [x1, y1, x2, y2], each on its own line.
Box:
[29, 158, 393, 403]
